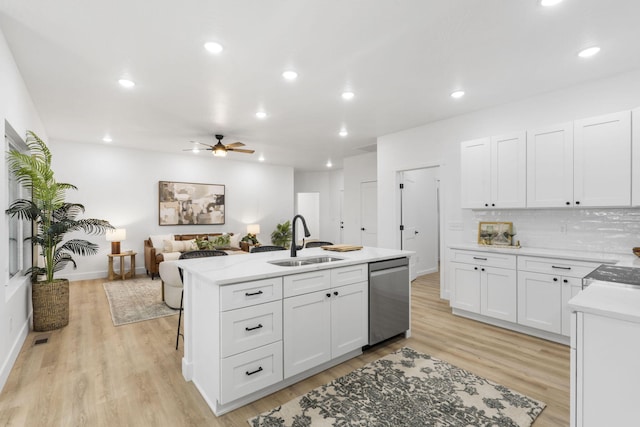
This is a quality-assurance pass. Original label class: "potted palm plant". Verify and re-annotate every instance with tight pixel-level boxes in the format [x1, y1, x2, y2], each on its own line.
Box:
[271, 220, 292, 249]
[6, 131, 113, 331]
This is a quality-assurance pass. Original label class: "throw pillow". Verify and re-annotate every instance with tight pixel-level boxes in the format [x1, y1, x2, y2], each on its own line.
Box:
[185, 239, 198, 251]
[209, 234, 231, 247]
[229, 233, 241, 249]
[151, 234, 173, 251]
[163, 239, 197, 253]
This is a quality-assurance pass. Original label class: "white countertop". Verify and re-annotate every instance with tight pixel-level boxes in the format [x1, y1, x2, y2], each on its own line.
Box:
[569, 282, 640, 323]
[176, 246, 414, 285]
[448, 243, 640, 266]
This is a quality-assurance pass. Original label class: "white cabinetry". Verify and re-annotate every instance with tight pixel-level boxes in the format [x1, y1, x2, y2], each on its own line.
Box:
[283, 265, 368, 378]
[218, 278, 284, 404]
[449, 250, 517, 322]
[632, 108, 640, 206]
[460, 133, 526, 209]
[517, 256, 599, 336]
[574, 111, 631, 207]
[526, 122, 574, 207]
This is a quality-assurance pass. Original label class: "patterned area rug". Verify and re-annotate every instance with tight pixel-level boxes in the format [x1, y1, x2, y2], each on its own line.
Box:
[249, 347, 545, 426]
[103, 278, 178, 326]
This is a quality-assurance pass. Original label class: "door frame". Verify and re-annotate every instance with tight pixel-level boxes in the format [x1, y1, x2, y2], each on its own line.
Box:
[395, 162, 447, 299]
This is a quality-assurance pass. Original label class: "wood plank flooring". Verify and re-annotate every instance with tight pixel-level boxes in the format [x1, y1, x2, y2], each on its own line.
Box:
[0, 272, 569, 426]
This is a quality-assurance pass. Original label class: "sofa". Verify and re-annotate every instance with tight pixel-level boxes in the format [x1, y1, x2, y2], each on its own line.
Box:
[144, 232, 242, 279]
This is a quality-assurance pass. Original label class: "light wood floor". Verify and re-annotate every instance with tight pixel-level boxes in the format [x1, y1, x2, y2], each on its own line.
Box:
[0, 272, 569, 426]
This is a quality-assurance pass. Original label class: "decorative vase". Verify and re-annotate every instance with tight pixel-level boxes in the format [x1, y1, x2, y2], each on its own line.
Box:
[32, 279, 70, 331]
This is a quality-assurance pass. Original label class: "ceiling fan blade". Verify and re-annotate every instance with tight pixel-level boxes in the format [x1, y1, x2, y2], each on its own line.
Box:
[195, 141, 215, 148]
[226, 142, 245, 148]
[227, 148, 255, 154]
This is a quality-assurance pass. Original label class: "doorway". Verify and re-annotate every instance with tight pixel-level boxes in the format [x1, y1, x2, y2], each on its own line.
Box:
[360, 181, 377, 246]
[400, 167, 440, 280]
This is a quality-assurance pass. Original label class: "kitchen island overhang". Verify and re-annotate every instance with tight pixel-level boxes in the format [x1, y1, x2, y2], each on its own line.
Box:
[176, 246, 413, 415]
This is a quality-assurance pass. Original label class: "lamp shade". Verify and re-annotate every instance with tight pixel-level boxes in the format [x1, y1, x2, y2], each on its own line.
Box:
[105, 228, 126, 242]
[247, 224, 260, 235]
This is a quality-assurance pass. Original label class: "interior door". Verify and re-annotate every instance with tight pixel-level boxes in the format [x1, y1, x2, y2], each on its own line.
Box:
[360, 181, 377, 246]
[401, 168, 439, 279]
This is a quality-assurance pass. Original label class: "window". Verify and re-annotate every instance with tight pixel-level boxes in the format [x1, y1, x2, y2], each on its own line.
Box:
[6, 130, 31, 280]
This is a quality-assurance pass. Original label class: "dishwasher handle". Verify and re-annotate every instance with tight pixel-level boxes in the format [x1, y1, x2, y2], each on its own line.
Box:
[369, 257, 409, 272]
[370, 265, 408, 278]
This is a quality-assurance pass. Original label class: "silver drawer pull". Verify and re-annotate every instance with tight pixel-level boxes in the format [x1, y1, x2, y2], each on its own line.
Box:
[552, 265, 571, 270]
[246, 366, 263, 376]
[245, 324, 263, 331]
[245, 290, 264, 296]
[473, 257, 487, 261]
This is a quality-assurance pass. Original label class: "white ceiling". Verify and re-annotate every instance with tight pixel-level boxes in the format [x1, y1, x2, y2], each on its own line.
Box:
[1, 0, 640, 171]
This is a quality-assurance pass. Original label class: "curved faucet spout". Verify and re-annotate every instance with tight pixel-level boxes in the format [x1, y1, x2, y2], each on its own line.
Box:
[291, 214, 311, 257]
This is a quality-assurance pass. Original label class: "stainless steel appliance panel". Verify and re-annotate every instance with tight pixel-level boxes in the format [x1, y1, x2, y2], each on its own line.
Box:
[368, 257, 410, 346]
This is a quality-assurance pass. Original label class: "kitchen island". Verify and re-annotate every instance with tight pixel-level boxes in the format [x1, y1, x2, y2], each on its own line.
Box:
[176, 246, 413, 415]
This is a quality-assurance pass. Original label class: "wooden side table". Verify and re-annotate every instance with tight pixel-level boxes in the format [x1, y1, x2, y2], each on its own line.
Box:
[108, 252, 137, 280]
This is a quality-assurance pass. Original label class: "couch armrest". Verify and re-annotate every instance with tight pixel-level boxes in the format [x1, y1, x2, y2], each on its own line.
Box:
[144, 239, 157, 274]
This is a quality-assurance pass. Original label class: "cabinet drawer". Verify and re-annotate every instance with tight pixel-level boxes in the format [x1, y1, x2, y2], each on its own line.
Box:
[331, 264, 368, 287]
[517, 256, 600, 278]
[220, 277, 283, 311]
[449, 249, 516, 269]
[220, 341, 283, 404]
[220, 300, 283, 358]
[283, 270, 331, 298]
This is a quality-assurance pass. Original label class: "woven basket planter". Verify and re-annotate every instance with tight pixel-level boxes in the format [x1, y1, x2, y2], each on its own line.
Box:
[32, 279, 69, 331]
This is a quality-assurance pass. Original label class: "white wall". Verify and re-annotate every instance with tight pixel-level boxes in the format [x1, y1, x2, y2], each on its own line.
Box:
[0, 27, 47, 391]
[50, 140, 294, 279]
[377, 68, 640, 296]
[343, 152, 377, 245]
[294, 169, 343, 245]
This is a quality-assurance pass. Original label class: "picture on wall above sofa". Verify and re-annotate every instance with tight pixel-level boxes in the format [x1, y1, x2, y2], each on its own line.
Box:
[159, 180, 225, 225]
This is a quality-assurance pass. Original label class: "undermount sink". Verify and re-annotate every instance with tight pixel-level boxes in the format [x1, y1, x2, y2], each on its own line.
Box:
[268, 256, 344, 267]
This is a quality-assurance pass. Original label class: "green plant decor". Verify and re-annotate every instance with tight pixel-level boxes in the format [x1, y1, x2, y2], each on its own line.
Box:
[5, 131, 113, 283]
[241, 233, 259, 245]
[271, 220, 292, 249]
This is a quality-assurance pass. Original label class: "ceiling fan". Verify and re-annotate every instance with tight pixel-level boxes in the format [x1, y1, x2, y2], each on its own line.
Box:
[185, 134, 255, 157]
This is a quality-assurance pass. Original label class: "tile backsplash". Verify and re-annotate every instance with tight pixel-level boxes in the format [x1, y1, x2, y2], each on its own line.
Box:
[470, 208, 640, 255]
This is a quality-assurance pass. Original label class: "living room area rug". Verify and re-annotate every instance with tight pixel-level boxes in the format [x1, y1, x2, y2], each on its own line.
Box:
[103, 278, 178, 326]
[249, 347, 545, 427]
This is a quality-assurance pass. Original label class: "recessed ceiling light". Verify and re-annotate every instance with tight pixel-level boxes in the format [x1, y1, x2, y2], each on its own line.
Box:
[204, 42, 224, 54]
[450, 90, 465, 99]
[339, 129, 348, 137]
[326, 160, 333, 168]
[341, 91, 355, 100]
[258, 155, 265, 162]
[256, 111, 267, 119]
[282, 70, 298, 80]
[578, 46, 601, 58]
[118, 79, 135, 88]
[540, 0, 563, 6]
[102, 135, 112, 143]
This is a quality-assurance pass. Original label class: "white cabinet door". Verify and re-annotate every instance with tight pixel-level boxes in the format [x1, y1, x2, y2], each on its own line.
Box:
[330, 281, 368, 358]
[481, 266, 517, 322]
[561, 277, 581, 337]
[490, 132, 526, 208]
[574, 110, 631, 207]
[283, 290, 331, 378]
[517, 271, 562, 334]
[632, 108, 640, 206]
[450, 262, 481, 313]
[526, 123, 574, 207]
[460, 138, 491, 208]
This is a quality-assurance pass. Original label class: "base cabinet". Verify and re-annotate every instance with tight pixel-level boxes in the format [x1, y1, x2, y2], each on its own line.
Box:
[517, 271, 562, 334]
[283, 266, 368, 379]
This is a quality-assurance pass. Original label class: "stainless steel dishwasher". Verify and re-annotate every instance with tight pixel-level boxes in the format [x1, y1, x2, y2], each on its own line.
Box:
[368, 257, 410, 346]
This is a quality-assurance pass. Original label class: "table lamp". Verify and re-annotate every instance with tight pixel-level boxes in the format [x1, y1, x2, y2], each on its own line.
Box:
[247, 224, 260, 236]
[106, 228, 126, 254]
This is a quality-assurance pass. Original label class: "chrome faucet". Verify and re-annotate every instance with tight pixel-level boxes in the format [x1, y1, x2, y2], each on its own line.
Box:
[291, 214, 311, 257]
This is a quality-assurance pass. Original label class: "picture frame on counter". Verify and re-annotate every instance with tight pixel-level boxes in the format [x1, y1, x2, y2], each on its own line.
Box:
[478, 221, 514, 246]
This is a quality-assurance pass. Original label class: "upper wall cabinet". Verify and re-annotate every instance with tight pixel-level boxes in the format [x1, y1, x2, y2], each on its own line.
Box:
[632, 108, 640, 206]
[573, 111, 631, 207]
[527, 123, 574, 208]
[460, 133, 526, 209]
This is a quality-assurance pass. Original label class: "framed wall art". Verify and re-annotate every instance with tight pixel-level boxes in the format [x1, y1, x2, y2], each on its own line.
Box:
[159, 181, 225, 225]
[477, 221, 514, 246]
